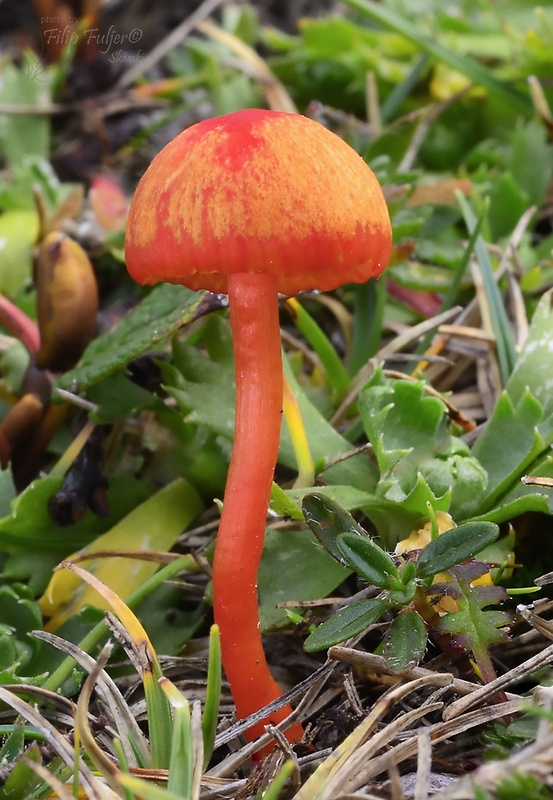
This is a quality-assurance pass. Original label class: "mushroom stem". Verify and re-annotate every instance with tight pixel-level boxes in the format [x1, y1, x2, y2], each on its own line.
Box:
[212, 272, 303, 744]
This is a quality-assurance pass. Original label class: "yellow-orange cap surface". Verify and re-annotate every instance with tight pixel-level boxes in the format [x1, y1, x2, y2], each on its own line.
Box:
[125, 109, 392, 294]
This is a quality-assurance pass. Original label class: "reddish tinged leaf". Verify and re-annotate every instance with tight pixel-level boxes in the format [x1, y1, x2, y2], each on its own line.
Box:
[387, 278, 442, 317]
[90, 175, 128, 232]
[0, 294, 40, 355]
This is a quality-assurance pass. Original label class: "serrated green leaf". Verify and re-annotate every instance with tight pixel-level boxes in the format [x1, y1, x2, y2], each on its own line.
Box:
[417, 521, 499, 579]
[303, 598, 389, 652]
[337, 532, 399, 589]
[366, 472, 452, 546]
[165, 316, 236, 440]
[383, 610, 427, 673]
[434, 562, 510, 682]
[359, 369, 486, 527]
[55, 284, 208, 395]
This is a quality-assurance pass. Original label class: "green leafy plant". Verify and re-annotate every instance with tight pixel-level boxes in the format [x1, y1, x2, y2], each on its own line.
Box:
[302, 492, 509, 683]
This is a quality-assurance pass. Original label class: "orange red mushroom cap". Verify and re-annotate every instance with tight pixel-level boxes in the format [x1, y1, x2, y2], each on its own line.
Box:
[125, 109, 392, 295]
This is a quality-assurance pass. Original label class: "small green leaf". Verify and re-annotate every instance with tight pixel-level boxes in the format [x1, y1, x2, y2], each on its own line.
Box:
[400, 560, 417, 586]
[302, 492, 366, 562]
[304, 598, 389, 652]
[417, 521, 499, 579]
[383, 611, 427, 673]
[337, 532, 399, 589]
[387, 581, 416, 606]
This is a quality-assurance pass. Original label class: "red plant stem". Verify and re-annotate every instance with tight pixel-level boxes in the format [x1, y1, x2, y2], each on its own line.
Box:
[0, 294, 40, 356]
[212, 272, 303, 746]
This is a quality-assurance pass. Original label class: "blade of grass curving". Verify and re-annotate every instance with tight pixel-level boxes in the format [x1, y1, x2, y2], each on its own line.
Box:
[381, 54, 429, 123]
[202, 625, 222, 769]
[457, 192, 517, 384]
[340, 0, 532, 114]
[285, 297, 350, 399]
[42, 554, 196, 693]
[34, 630, 150, 767]
[74, 645, 122, 794]
[52, 561, 173, 769]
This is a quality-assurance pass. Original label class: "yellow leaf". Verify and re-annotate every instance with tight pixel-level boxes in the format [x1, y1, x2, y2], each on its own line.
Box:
[40, 478, 203, 630]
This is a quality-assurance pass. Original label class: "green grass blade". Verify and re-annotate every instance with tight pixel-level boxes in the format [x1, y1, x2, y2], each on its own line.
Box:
[381, 53, 429, 122]
[340, 0, 532, 115]
[161, 679, 193, 800]
[349, 278, 386, 377]
[143, 670, 173, 771]
[256, 760, 296, 800]
[287, 298, 350, 399]
[112, 739, 136, 800]
[457, 192, 517, 384]
[201, 625, 222, 769]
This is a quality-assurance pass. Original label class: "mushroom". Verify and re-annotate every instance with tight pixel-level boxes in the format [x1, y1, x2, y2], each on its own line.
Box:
[125, 109, 392, 745]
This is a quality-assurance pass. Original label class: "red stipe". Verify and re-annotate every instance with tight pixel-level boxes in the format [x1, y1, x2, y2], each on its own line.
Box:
[0, 294, 40, 355]
[212, 272, 303, 749]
